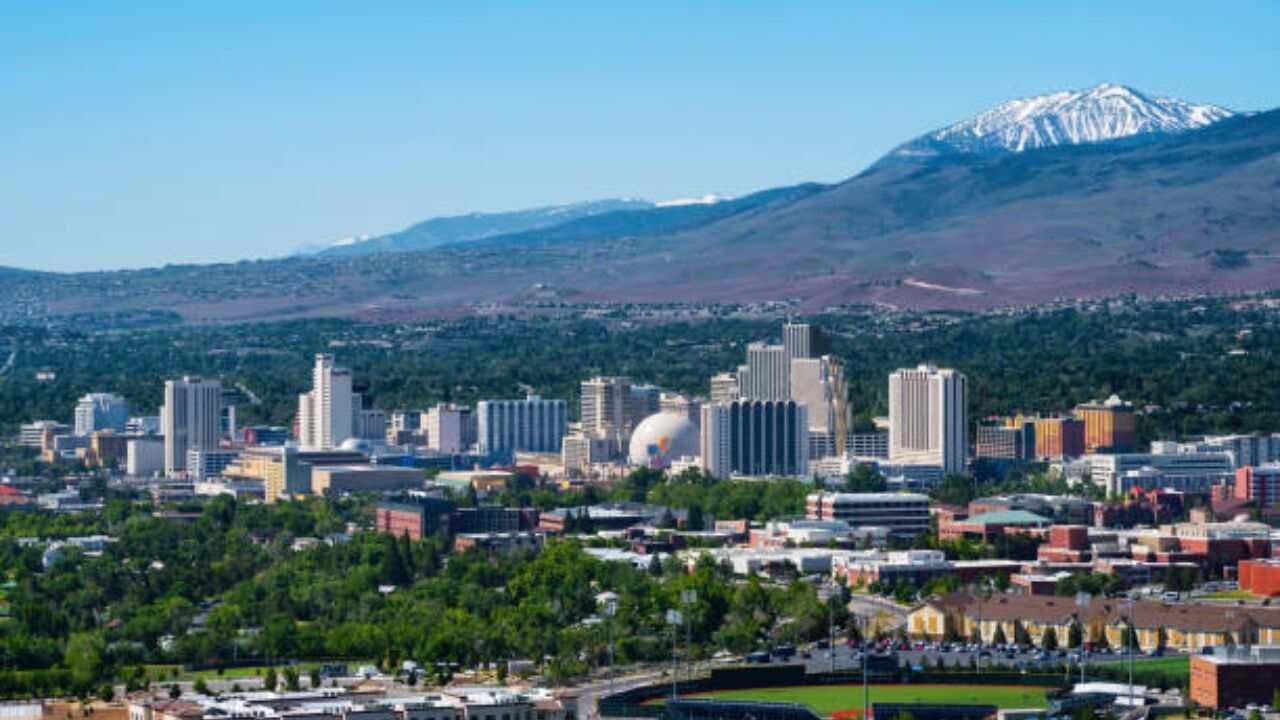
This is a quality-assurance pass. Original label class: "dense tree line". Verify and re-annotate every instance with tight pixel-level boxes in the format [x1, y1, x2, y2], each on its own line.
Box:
[0, 496, 843, 698]
[3, 295, 1280, 443]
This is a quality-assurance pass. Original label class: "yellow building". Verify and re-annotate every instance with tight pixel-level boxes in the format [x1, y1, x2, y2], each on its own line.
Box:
[1072, 395, 1136, 454]
[910, 591, 1280, 652]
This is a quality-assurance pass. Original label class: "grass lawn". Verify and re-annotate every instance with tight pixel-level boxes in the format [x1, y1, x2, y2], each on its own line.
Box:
[682, 684, 1052, 716]
[1091, 654, 1189, 683]
[1200, 590, 1258, 601]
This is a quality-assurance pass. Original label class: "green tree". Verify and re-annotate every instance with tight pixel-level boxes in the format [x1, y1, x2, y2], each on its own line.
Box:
[64, 632, 106, 691]
[193, 678, 210, 696]
[263, 667, 278, 692]
[992, 625, 1008, 646]
[1042, 629, 1058, 651]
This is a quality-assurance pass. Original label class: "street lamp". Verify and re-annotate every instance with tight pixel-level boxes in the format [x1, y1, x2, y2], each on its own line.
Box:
[665, 609, 683, 700]
[1127, 594, 1135, 711]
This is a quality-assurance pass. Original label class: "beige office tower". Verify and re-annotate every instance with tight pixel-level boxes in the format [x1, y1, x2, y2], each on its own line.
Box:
[580, 375, 632, 437]
[888, 364, 967, 474]
[790, 355, 849, 458]
[710, 372, 740, 404]
[162, 376, 223, 477]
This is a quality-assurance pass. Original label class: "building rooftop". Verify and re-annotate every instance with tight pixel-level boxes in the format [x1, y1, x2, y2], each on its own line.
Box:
[963, 510, 1052, 526]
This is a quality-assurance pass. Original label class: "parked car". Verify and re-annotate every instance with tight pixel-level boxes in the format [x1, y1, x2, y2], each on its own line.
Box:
[746, 651, 771, 663]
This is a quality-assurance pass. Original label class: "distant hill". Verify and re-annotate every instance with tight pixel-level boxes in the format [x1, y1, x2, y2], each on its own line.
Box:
[2, 87, 1277, 324]
[318, 198, 654, 256]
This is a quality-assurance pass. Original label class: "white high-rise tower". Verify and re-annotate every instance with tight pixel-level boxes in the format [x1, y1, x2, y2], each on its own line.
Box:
[298, 354, 354, 449]
[888, 364, 967, 474]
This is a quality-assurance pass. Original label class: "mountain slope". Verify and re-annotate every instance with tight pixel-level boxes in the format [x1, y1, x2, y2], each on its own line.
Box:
[3, 98, 1277, 323]
[592, 108, 1279, 307]
[320, 198, 654, 256]
[878, 83, 1234, 166]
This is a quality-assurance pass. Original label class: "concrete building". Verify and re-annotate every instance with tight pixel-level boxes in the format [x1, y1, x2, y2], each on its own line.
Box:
[127, 437, 165, 477]
[311, 465, 423, 496]
[709, 373, 739, 404]
[161, 376, 223, 477]
[699, 400, 808, 478]
[1073, 394, 1136, 454]
[580, 376, 633, 440]
[185, 448, 241, 482]
[658, 392, 700, 423]
[298, 354, 355, 449]
[975, 420, 1035, 461]
[73, 392, 130, 436]
[782, 322, 831, 361]
[19, 421, 70, 448]
[806, 492, 930, 538]
[848, 431, 889, 459]
[425, 403, 472, 454]
[888, 364, 967, 474]
[790, 355, 848, 458]
[739, 342, 790, 400]
[1083, 450, 1233, 497]
[476, 397, 567, 456]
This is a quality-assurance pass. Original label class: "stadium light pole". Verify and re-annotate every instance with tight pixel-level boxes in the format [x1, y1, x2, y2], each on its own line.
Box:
[602, 596, 618, 702]
[666, 609, 683, 701]
[681, 589, 697, 682]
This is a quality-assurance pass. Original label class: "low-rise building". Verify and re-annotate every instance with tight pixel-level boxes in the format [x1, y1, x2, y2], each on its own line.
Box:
[1190, 646, 1280, 710]
[311, 465, 423, 496]
[806, 492, 930, 538]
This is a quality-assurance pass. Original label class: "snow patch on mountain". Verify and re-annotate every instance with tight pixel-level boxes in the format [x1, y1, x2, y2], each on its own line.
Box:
[656, 193, 733, 208]
[879, 83, 1235, 164]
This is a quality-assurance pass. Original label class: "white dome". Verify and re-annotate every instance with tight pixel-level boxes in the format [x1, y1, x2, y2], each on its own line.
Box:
[340, 437, 371, 453]
[628, 412, 699, 469]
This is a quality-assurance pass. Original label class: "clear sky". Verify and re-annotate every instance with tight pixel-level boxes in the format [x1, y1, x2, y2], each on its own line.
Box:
[3, 2, 1278, 272]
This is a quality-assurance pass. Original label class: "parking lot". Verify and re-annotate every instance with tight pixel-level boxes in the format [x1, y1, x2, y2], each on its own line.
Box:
[743, 640, 1182, 674]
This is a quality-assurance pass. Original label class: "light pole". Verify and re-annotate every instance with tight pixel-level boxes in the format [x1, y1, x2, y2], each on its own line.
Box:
[681, 589, 697, 682]
[601, 596, 618, 702]
[818, 584, 836, 673]
[861, 612, 869, 720]
[666, 609, 683, 700]
[1127, 595, 1135, 711]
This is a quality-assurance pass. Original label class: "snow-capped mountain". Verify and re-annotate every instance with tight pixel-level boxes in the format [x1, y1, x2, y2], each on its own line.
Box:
[877, 83, 1235, 165]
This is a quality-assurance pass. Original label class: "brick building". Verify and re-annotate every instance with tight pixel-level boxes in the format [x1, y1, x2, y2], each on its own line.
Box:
[1191, 646, 1280, 710]
[1239, 558, 1280, 597]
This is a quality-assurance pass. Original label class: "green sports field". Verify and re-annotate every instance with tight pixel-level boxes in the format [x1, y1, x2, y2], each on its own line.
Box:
[685, 684, 1053, 716]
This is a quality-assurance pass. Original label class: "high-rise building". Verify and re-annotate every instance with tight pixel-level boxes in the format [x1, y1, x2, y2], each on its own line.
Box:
[298, 354, 355, 449]
[1072, 394, 1136, 454]
[162, 376, 223, 477]
[355, 408, 387, 441]
[426, 403, 472, 453]
[741, 342, 790, 400]
[659, 392, 700, 424]
[790, 355, 849, 457]
[782, 322, 831, 362]
[477, 397, 567, 456]
[709, 373, 740, 404]
[74, 393, 130, 436]
[126, 437, 165, 477]
[975, 420, 1035, 460]
[1023, 415, 1086, 459]
[700, 400, 808, 478]
[580, 376, 631, 439]
[888, 365, 967, 474]
[628, 384, 662, 425]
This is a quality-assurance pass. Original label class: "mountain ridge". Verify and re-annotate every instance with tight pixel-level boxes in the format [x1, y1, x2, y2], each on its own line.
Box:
[876, 83, 1235, 167]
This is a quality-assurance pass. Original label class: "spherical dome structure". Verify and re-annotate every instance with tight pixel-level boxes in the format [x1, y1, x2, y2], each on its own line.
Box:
[340, 437, 372, 454]
[628, 412, 699, 469]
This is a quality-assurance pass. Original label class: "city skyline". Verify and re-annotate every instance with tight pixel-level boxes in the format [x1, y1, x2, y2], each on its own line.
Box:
[3, 3, 1279, 271]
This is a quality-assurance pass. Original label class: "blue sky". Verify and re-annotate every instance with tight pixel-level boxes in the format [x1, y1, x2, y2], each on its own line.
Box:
[3, 2, 1278, 272]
